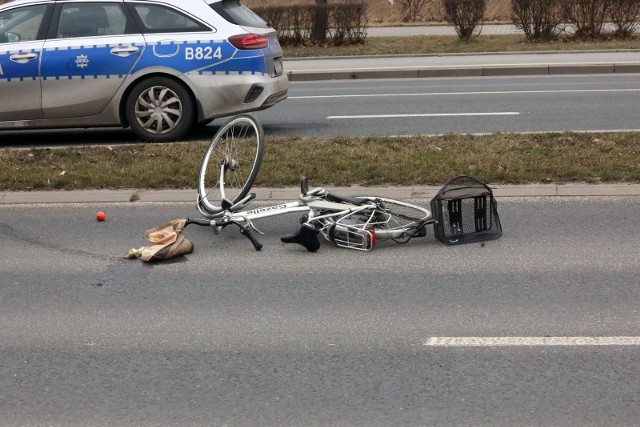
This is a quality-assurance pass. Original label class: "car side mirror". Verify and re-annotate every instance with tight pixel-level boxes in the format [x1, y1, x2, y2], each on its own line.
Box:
[6, 31, 20, 43]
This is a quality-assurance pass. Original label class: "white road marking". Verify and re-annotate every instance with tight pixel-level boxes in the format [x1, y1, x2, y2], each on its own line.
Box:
[328, 112, 520, 120]
[424, 337, 640, 347]
[387, 129, 640, 138]
[290, 88, 640, 100]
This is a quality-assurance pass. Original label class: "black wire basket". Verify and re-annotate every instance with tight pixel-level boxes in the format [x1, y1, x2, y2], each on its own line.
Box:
[430, 176, 502, 245]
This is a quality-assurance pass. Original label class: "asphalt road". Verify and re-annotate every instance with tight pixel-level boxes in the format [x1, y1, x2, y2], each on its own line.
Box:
[256, 74, 640, 137]
[2, 48, 640, 426]
[2, 197, 640, 426]
[1, 74, 639, 148]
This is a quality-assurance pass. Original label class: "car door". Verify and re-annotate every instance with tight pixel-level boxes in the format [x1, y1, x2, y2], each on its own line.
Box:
[40, 1, 144, 119]
[127, 3, 235, 76]
[0, 3, 49, 122]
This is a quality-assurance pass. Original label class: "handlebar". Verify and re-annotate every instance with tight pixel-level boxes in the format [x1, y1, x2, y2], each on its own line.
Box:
[186, 218, 213, 227]
[186, 217, 262, 251]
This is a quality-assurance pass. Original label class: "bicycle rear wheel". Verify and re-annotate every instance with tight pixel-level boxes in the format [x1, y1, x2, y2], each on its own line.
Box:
[363, 197, 431, 239]
[321, 197, 432, 249]
[197, 114, 264, 216]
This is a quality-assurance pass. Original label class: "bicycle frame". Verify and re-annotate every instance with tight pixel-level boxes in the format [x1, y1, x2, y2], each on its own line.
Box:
[193, 115, 440, 252]
[198, 190, 379, 230]
[193, 185, 431, 251]
[202, 167, 368, 219]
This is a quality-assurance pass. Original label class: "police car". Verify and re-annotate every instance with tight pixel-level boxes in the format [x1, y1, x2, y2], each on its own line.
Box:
[0, 0, 288, 142]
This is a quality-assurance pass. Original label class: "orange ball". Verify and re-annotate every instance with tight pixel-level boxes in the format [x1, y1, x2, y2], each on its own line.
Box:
[96, 211, 106, 221]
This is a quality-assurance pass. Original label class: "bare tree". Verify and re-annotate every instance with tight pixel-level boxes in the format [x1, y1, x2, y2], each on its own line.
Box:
[560, 0, 613, 38]
[609, 0, 640, 37]
[511, 0, 560, 40]
[393, 0, 430, 22]
[442, 0, 486, 40]
[311, 0, 329, 43]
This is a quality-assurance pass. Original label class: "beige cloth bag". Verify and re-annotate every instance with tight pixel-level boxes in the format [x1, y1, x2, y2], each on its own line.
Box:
[126, 219, 194, 262]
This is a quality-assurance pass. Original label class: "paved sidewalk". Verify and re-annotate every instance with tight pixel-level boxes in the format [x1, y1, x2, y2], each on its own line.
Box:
[285, 50, 640, 81]
[365, 23, 625, 37]
[367, 23, 522, 37]
[3, 183, 640, 205]
[285, 23, 640, 81]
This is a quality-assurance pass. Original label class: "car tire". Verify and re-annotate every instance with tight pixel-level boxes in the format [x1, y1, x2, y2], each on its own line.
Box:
[126, 77, 195, 142]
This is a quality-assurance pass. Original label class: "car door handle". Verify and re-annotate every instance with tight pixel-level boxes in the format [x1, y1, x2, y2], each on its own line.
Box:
[110, 46, 139, 57]
[10, 53, 38, 63]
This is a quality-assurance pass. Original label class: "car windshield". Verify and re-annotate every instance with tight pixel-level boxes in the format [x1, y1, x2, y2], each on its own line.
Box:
[209, 0, 269, 29]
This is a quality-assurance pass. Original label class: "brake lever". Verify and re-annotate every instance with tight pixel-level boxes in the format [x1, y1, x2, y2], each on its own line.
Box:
[248, 220, 264, 235]
[229, 218, 264, 251]
[238, 222, 263, 251]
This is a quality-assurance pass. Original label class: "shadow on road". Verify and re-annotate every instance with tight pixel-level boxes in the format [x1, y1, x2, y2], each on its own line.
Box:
[0, 125, 221, 149]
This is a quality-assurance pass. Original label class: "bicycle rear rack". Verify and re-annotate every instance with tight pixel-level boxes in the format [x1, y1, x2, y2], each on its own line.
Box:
[327, 223, 376, 251]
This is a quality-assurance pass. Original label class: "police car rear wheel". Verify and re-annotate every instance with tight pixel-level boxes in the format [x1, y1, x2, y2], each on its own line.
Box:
[126, 77, 195, 142]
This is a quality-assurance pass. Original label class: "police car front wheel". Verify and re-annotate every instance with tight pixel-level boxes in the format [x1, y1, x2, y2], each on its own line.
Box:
[126, 77, 195, 142]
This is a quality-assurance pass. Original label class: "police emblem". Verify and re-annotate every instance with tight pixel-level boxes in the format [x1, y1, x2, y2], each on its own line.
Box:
[75, 54, 89, 69]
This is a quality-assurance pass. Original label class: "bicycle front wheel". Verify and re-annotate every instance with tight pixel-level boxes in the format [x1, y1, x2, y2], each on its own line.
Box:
[197, 114, 264, 216]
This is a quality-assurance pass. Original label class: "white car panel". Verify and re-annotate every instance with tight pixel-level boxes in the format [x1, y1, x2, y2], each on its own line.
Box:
[0, 0, 288, 141]
[41, 34, 145, 118]
[0, 39, 43, 121]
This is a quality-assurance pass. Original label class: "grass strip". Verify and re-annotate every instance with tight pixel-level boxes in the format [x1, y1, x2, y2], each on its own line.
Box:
[2, 132, 640, 191]
[284, 35, 640, 57]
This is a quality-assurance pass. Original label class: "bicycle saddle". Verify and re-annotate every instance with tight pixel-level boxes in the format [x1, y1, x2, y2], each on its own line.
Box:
[281, 225, 321, 252]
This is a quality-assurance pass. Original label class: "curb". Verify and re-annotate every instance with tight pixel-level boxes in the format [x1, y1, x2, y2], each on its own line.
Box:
[3, 184, 640, 205]
[287, 63, 640, 81]
[283, 49, 640, 62]
[284, 48, 640, 81]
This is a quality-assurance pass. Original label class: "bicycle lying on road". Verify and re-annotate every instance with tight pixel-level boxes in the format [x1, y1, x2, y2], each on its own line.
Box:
[186, 114, 501, 252]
